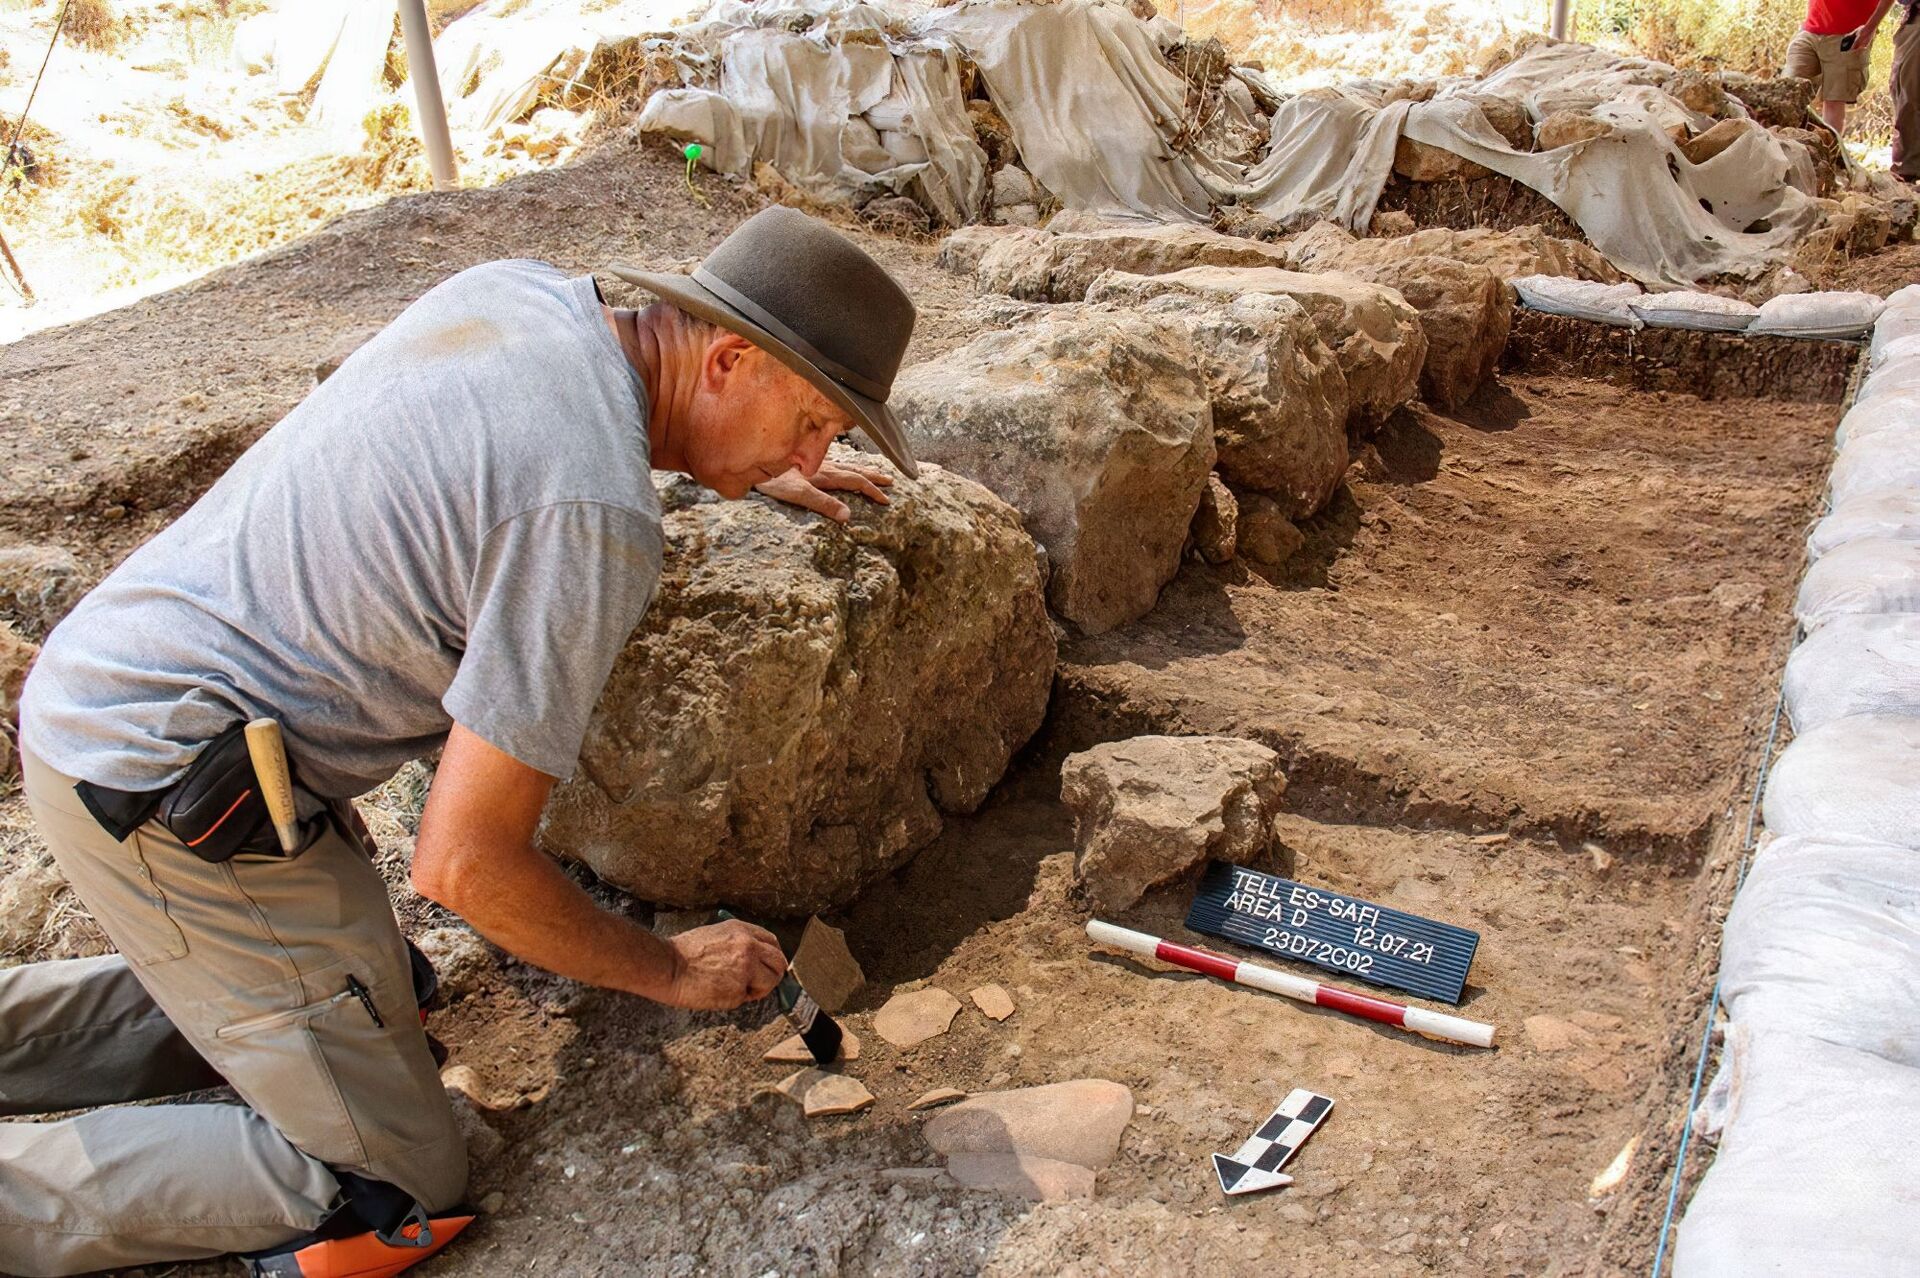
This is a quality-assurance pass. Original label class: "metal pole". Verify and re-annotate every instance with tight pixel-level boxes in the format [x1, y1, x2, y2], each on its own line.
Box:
[397, 0, 458, 191]
[1550, 0, 1572, 40]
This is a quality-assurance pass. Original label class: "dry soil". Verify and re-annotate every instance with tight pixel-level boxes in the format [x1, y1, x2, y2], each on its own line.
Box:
[0, 140, 1851, 1278]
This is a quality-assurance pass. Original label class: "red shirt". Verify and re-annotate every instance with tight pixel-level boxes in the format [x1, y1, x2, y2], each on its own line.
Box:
[1804, 0, 1879, 35]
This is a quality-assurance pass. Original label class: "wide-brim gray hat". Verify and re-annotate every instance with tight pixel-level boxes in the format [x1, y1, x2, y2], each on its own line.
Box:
[608, 206, 920, 479]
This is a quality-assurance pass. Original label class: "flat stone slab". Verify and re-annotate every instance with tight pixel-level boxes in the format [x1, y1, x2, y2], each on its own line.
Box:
[945, 1152, 1095, 1202]
[873, 988, 962, 1049]
[791, 917, 865, 1013]
[969, 984, 1016, 1021]
[764, 1029, 861, 1064]
[908, 1087, 970, 1111]
[923, 1079, 1134, 1169]
[772, 1069, 875, 1117]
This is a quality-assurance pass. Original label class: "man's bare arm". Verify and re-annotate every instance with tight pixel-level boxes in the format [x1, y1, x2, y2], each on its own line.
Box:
[410, 723, 786, 1010]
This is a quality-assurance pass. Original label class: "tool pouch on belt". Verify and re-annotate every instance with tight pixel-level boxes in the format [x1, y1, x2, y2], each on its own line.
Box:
[75, 723, 327, 862]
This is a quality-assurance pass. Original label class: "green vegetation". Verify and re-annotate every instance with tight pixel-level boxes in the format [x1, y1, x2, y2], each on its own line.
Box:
[1584, 0, 1897, 142]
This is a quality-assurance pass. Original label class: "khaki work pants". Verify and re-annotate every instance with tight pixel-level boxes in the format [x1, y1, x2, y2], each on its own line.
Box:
[1895, 7, 1920, 180]
[0, 747, 466, 1277]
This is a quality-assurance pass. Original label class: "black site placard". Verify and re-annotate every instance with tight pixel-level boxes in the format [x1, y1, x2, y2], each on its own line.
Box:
[1186, 862, 1479, 1005]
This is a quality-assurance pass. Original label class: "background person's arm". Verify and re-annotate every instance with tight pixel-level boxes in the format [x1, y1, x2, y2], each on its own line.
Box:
[409, 723, 787, 1010]
[1853, 0, 1898, 49]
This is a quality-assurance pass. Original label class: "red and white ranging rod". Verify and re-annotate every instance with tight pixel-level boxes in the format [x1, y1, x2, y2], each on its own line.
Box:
[1087, 920, 1497, 1048]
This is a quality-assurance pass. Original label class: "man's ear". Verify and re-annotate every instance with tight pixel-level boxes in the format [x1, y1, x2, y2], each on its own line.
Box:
[702, 332, 755, 390]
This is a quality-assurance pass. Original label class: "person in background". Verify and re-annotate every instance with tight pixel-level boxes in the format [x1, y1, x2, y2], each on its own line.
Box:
[1786, 0, 1886, 134]
[1885, 0, 1920, 182]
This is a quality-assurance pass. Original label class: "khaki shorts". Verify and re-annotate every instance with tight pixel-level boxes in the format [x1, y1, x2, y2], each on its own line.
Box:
[1786, 28, 1871, 103]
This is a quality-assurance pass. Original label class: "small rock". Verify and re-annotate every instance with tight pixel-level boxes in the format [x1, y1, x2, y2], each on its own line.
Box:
[860, 195, 932, 236]
[412, 925, 494, 1002]
[969, 984, 1016, 1022]
[1585, 842, 1615, 873]
[873, 988, 962, 1049]
[1191, 475, 1238, 564]
[479, 1191, 506, 1214]
[441, 1064, 544, 1113]
[923, 1079, 1134, 1169]
[1236, 493, 1305, 570]
[764, 1029, 861, 1063]
[1471, 832, 1510, 846]
[944, 1152, 1095, 1202]
[791, 917, 865, 1013]
[909, 1087, 970, 1111]
[773, 1068, 876, 1117]
[0, 850, 64, 955]
[1061, 736, 1284, 912]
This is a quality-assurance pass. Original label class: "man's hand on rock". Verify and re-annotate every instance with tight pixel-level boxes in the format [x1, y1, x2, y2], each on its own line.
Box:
[660, 919, 788, 1009]
[754, 458, 893, 523]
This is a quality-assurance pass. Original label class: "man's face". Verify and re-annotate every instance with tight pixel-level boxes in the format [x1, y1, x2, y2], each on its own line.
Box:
[684, 335, 854, 498]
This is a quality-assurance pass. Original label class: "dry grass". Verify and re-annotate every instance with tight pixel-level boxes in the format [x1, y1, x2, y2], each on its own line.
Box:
[1583, 0, 1895, 142]
[61, 0, 126, 52]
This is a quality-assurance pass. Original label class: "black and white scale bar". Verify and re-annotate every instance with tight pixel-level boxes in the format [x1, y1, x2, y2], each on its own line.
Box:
[1213, 1088, 1334, 1196]
[1187, 862, 1480, 1005]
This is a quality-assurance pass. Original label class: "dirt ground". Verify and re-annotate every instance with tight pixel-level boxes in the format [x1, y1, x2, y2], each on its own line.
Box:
[334, 376, 1829, 1278]
[0, 138, 1848, 1278]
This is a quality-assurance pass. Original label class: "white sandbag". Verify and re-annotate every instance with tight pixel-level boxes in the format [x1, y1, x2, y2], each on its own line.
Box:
[1783, 616, 1920, 731]
[1749, 289, 1883, 339]
[1626, 290, 1758, 332]
[1675, 1028, 1920, 1277]
[1760, 713, 1920, 848]
[1795, 538, 1920, 629]
[1882, 282, 1920, 314]
[1859, 356, 1920, 402]
[1831, 392, 1920, 447]
[1870, 331, 1920, 371]
[1721, 834, 1920, 1062]
[1511, 275, 1643, 327]
[1829, 426, 1920, 505]
[1808, 492, 1920, 559]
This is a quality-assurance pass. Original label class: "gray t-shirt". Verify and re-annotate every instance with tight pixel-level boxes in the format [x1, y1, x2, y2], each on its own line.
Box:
[22, 260, 662, 797]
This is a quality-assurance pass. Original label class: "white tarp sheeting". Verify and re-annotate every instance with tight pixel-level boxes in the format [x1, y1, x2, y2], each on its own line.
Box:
[624, 0, 1827, 285]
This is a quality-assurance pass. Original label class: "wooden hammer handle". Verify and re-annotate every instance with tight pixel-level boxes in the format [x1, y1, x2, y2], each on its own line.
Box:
[244, 718, 302, 855]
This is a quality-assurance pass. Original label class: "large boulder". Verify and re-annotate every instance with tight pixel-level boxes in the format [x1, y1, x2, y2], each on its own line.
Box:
[960, 221, 1295, 303]
[895, 308, 1215, 635]
[539, 459, 1055, 915]
[1289, 220, 1620, 284]
[1061, 735, 1285, 912]
[1337, 255, 1510, 409]
[1535, 110, 1613, 150]
[1129, 292, 1348, 517]
[1718, 71, 1814, 130]
[1393, 137, 1490, 183]
[1279, 226, 1516, 407]
[1086, 265, 1424, 428]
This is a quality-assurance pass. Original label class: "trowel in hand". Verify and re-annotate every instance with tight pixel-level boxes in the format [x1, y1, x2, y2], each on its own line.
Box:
[716, 909, 845, 1063]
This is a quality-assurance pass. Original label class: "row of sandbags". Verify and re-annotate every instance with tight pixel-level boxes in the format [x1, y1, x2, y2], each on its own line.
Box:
[1512, 274, 1884, 338]
[1674, 285, 1920, 1275]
